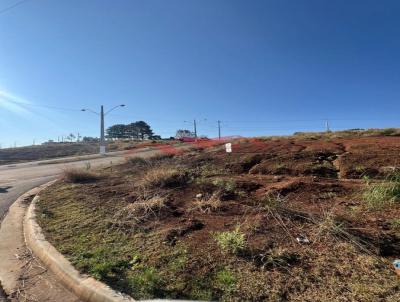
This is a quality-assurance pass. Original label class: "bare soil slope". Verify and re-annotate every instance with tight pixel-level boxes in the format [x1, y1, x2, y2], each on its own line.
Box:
[37, 136, 400, 301]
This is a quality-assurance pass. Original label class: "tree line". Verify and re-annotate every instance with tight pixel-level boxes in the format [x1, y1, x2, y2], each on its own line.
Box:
[106, 121, 160, 140]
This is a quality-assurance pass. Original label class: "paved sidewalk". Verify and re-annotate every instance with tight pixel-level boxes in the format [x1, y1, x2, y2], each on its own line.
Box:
[0, 187, 81, 302]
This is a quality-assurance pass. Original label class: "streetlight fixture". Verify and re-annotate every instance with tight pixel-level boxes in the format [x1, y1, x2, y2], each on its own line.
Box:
[81, 104, 125, 154]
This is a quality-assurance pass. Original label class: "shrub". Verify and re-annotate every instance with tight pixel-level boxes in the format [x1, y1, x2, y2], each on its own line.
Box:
[214, 226, 246, 254]
[141, 168, 188, 189]
[212, 178, 237, 200]
[147, 153, 174, 163]
[62, 168, 99, 183]
[362, 173, 400, 209]
[127, 156, 149, 166]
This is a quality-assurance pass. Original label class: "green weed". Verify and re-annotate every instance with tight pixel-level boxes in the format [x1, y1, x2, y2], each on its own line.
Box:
[214, 226, 246, 255]
[362, 173, 400, 209]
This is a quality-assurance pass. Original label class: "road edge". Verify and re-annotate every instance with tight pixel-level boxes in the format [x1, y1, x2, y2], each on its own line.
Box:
[24, 192, 136, 302]
[0, 181, 56, 296]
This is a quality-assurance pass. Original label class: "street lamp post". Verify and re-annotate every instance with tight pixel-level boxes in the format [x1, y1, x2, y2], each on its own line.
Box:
[81, 104, 125, 154]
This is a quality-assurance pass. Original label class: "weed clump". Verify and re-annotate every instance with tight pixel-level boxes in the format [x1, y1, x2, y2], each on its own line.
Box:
[142, 168, 188, 189]
[214, 268, 236, 297]
[259, 192, 286, 211]
[62, 168, 99, 183]
[214, 226, 246, 255]
[127, 156, 149, 166]
[362, 173, 400, 209]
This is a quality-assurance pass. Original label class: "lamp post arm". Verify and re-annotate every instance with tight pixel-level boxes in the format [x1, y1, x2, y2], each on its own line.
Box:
[105, 104, 125, 115]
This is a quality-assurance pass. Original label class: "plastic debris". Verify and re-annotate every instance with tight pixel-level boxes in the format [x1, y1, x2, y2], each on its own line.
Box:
[296, 235, 310, 244]
[393, 259, 400, 276]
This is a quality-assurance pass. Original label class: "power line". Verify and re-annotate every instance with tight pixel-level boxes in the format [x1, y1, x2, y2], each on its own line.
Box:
[6, 100, 83, 112]
[0, 0, 33, 15]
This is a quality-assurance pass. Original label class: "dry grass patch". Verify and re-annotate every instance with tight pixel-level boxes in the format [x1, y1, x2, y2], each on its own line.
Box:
[62, 168, 100, 183]
[189, 193, 223, 214]
[141, 167, 188, 189]
[112, 196, 167, 227]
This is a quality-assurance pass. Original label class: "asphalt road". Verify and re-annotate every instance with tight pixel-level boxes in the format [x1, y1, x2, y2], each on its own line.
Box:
[0, 150, 142, 223]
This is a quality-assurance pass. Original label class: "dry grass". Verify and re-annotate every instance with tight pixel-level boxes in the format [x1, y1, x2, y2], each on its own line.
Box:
[126, 156, 149, 166]
[141, 167, 188, 189]
[189, 193, 223, 214]
[62, 168, 100, 183]
[113, 196, 167, 226]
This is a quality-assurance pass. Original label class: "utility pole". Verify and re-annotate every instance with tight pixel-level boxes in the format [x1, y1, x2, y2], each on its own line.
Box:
[33, 139, 35, 146]
[193, 119, 197, 139]
[326, 120, 330, 132]
[100, 105, 105, 154]
[218, 120, 221, 140]
[82, 104, 125, 154]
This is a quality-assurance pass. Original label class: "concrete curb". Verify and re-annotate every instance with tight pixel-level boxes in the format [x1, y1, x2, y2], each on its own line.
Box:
[24, 195, 136, 302]
[23, 185, 198, 302]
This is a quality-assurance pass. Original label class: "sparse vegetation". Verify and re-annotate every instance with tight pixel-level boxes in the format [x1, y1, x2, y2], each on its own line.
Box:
[390, 218, 400, 231]
[141, 167, 188, 189]
[362, 172, 400, 209]
[62, 167, 100, 183]
[126, 156, 149, 166]
[259, 192, 286, 210]
[190, 193, 222, 214]
[214, 226, 246, 255]
[37, 135, 400, 301]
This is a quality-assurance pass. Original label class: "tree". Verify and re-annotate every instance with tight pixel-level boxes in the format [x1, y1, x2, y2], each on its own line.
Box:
[66, 133, 76, 142]
[82, 136, 99, 142]
[126, 123, 139, 139]
[135, 121, 154, 140]
[106, 124, 126, 139]
[175, 129, 194, 139]
[106, 121, 156, 140]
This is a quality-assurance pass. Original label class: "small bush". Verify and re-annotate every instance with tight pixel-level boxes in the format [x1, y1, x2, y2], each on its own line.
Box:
[147, 153, 174, 164]
[362, 173, 400, 209]
[63, 168, 99, 183]
[214, 226, 246, 255]
[141, 168, 188, 189]
[212, 178, 237, 200]
[127, 156, 149, 166]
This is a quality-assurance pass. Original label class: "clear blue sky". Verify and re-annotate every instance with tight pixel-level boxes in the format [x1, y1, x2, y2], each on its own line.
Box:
[1, 0, 400, 147]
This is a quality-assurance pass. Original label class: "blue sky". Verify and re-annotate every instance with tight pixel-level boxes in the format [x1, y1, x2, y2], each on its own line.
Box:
[1, 0, 400, 147]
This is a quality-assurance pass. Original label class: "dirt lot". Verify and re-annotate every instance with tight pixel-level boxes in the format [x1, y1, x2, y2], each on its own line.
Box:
[37, 135, 400, 301]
